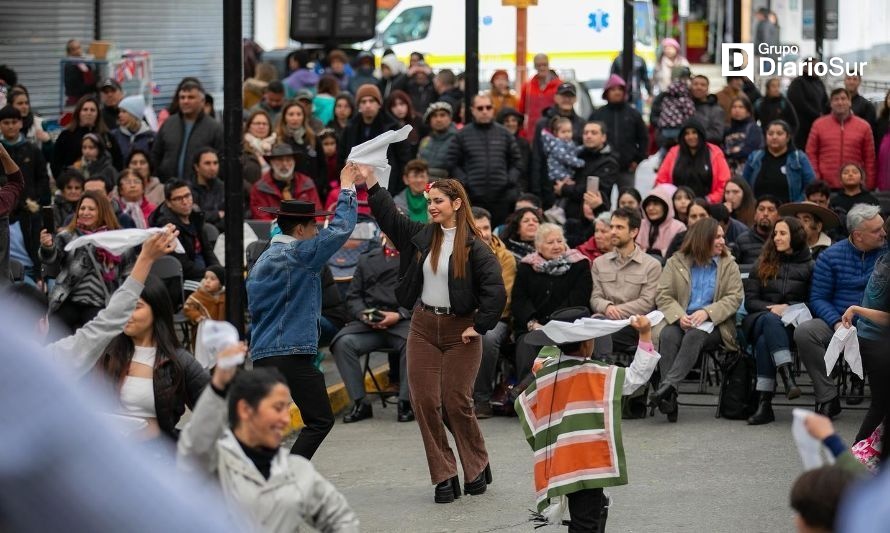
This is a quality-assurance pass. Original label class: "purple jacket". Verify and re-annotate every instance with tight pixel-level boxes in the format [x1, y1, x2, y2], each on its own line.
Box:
[283, 69, 320, 96]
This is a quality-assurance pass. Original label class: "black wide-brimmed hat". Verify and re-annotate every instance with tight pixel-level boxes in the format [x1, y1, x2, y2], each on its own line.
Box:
[524, 306, 592, 346]
[778, 201, 841, 230]
[258, 199, 333, 218]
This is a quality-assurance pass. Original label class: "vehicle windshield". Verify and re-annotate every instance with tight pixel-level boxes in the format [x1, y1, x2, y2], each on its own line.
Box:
[381, 5, 433, 46]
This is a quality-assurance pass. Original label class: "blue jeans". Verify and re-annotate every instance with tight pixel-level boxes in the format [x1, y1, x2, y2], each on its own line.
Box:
[319, 316, 339, 347]
[751, 313, 793, 392]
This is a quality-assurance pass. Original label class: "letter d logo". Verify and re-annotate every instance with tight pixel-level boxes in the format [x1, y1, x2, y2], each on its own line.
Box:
[721, 43, 754, 78]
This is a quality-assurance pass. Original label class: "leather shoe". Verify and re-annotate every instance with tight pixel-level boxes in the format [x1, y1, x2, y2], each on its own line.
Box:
[342, 401, 373, 423]
[475, 401, 493, 419]
[434, 476, 461, 503]
[397, 400, 415, 422]
[847, 377, 865, 405]
[465, 464, 492, 495]
[816, 396, 842, 419]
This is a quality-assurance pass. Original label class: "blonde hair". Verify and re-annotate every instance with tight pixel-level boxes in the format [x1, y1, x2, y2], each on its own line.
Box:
[534, 223, 565, 247]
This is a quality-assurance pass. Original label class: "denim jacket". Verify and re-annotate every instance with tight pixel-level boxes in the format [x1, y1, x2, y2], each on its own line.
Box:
[742, 149, 815, 202]
[247, 188, 357, 360]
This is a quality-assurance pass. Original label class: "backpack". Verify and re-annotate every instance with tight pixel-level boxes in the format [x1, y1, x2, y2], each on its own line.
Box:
[716, 351, 757, 419]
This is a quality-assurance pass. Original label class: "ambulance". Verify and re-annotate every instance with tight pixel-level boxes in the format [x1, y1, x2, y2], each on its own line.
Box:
[360, 0, 657, 88]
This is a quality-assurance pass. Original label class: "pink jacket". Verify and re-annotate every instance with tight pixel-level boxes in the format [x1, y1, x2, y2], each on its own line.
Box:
[655, 142, 730, 204]
[636, 185, 687, 257]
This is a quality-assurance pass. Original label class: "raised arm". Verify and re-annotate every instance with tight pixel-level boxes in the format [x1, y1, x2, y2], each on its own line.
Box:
[362, 165, 425, 252]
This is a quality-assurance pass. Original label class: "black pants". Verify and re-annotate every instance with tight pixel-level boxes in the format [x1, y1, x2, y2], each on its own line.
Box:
[254, 354, 334, 460]
[568, 488, 606, 533]
[856, 337, 890, 442]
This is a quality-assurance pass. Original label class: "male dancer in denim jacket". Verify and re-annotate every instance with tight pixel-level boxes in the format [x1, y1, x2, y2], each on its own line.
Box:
[247, 163, 359, 459]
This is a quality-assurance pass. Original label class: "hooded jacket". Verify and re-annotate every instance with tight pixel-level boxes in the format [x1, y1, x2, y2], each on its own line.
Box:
[635, 185, 687, 257]
[589, 75, 649, 171]
[111, 122, 156, 162]
[655, 120, 731, 203]
[693, 93, 727, 144]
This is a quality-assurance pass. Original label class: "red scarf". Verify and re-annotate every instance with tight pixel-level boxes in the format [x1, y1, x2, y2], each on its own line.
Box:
[77, 225, 122, 282]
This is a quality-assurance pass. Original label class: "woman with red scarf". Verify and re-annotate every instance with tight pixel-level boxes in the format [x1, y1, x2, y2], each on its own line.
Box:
[40, 190, 133, 337]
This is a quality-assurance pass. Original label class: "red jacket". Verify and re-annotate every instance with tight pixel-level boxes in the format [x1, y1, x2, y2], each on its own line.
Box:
[249, 171, 322, 220]
[518, 74, 562, 139]
[806, 113, 876, 189]
[655, 143, 730, 204]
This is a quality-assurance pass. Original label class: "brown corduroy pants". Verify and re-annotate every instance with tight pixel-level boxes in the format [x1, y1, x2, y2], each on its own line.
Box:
[407, 307, 490, 485]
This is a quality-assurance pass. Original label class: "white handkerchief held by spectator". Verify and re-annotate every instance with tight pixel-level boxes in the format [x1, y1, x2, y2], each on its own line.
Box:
[792, 408, 834, 470]
[781, 303, 813, 328]
[64, 227, 186, 255]
[823, 325, 864, 379]
[195, 320, 244, 369]
[696, 321, 716, 333]
[346, 125, 412, 190]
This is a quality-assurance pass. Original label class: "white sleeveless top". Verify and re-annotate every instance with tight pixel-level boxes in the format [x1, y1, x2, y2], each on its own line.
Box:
[421, 226, 455, 307]
[117, 346, 157, 419]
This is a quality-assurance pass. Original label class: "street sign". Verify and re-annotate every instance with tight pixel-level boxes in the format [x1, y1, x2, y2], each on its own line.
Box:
[290, 0, 377, 43]
[502, 0, 538, 6]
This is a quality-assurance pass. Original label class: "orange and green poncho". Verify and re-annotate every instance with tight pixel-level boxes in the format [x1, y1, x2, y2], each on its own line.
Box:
[516, 352, 630, 513]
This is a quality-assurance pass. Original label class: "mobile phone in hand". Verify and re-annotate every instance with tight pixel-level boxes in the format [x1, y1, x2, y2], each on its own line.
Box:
[586, 176, 600, 194]
[41, 205, 55, 234]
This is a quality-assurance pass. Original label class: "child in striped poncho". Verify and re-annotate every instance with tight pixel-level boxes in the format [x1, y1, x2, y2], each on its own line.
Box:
[515, 307, 663, 532]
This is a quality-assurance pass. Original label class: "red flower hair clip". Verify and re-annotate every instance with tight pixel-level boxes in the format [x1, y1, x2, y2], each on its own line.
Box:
[423, 182, 433, 200]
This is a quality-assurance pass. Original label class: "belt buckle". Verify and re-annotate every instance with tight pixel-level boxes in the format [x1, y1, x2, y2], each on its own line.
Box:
[435, 306, 449, 315]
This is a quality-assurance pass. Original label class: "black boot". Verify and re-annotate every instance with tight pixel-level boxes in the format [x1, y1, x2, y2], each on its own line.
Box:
[816, 396, 842, 419]
[777, 364, 801, 400]
[847, 376, 865, 405]
[434, 476, 461, 503]
[464, 464, 492, 495]
[747, 392, 775, 425]
[653, 383, 678, 422]
[397, 400, 414, 422]
[342, 401, 373, 423]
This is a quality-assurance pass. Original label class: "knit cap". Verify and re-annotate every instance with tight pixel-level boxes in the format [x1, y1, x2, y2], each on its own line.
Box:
[355, 84, 383, 105]
[118, 95, 146, 120]
[207, 265, 226, 288]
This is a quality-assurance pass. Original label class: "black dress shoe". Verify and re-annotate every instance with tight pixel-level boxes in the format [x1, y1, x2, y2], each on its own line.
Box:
[816, 396, 842, 419]
[397, 400, 415, 422]
[465, 464, 491, 495]
[474, 400, 493, 419]
[342, 401, 373, 423]
[847, 377, 865, 405]
[654, 383, 677, 417]
[435, 476, 461, 503]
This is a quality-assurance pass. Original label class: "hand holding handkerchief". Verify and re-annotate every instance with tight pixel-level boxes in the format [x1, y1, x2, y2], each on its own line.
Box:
[346, 125, 412, 189]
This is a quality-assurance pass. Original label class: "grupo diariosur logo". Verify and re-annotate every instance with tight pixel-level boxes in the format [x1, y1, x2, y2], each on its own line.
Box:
[721, 43, 867, 78]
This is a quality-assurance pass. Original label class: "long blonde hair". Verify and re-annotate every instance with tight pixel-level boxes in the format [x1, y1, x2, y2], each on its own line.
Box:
[428, 179, 482, 279]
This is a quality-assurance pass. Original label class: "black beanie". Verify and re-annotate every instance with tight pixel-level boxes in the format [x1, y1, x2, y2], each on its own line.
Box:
[207, 265, 226, 287]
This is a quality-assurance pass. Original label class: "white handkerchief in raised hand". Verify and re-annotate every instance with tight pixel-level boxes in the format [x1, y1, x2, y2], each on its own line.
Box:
[64, 227, 186, 255]
[346, 125, 412, 190]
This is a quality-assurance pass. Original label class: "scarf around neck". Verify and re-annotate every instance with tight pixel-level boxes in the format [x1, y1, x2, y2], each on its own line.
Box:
[286, 126, 306, 145]
[76, 225, 122, 281]
[405, 190, 427, 222]
[521, 249, 586, 275]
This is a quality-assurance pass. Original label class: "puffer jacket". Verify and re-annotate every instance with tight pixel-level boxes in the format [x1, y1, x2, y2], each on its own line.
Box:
[530, 106, 586, 205]
[417, 124, 458, 172]
[75, 151, 117, 191]
[810, 239, 888, 327]
[152, 347, 209, 438]
[177, 388, 360, 532]
[589, 99, 649, 171]
[656, 252, 744, 351]
[742, 246, 814, 337]
[734, 229, 768, 266]
[655, 120, 731, 203]
[742, 149, 815, 202]
[541, 130, 584, 182]
[446, 121, 522, 205]
[806, 113, 876, 189]
[367, 183, 506, 335]
[636, 185, 687, 257]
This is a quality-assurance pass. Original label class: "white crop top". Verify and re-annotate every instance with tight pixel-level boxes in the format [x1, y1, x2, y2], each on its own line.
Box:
[117, 346, 157, 419]
[421, 226, 455, 307]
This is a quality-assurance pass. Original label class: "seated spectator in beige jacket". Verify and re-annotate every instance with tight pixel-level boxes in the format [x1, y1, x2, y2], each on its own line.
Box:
[590, 207, 662, 359]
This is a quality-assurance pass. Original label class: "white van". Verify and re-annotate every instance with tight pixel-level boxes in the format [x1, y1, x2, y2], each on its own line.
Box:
[361, 0, 657, 87]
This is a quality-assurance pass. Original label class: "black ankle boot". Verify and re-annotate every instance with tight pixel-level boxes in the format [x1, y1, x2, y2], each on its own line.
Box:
[342, 401, 373, 423]
[434, 476, 461, 503]
[848, 376, 865, 405]
[464, 464, 491, 495]
[748, 392, 775, 425]
[397, 400, 414, 422]
[777, 364, 801, 400]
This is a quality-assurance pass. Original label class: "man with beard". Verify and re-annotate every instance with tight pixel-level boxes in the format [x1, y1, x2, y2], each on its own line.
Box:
[250, 143, 321, 220]
[736, 195, 782, 266]
[191, 148, 225, 232]
[779, 201, 841, 261]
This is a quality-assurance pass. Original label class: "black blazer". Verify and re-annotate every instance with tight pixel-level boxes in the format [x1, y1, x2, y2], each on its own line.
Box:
[367, 184, 506, 334]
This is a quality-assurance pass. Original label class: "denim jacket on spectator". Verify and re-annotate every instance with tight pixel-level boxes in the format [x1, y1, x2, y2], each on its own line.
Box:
[742, 148, 815, 202]
[247, 188, 357, 360]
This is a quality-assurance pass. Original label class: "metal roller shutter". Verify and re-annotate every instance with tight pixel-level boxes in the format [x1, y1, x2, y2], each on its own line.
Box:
[0, 0, 95, 116]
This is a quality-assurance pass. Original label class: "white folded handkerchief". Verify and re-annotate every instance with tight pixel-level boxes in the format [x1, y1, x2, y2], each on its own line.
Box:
[792, 408, 834, 470]
[696, 321, 715, 333]
[537, 310, 665, 345]
[346, 125, 412, 189]
[824, 325, 863, 379]
[781, 303, 813, 327]
[64, 227, 185, 255]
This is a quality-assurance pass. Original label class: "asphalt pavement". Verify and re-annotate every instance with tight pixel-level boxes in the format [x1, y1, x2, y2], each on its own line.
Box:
[311, 390, 863, 533]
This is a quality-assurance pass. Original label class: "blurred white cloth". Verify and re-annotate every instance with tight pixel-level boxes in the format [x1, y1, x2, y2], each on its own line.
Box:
[194, 320, 243, 369]
[781, 303, 813, 327]
[792, 408, 835, 470]
[538, 310, 664, 344]
[346, 125, 412, 189]
[64, 227, 185, 255]
[824, 325, 863, 379]
[213, 222, 259, 267]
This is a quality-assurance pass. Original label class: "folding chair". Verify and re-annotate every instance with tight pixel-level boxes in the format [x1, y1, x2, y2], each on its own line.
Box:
[361, 347, 400, 408]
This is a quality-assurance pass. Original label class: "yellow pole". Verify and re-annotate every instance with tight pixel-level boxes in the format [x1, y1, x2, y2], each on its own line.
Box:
[276, 0, 288, 49]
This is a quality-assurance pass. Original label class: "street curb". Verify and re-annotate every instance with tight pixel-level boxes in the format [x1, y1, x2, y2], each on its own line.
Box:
[288, 363, 392, 432]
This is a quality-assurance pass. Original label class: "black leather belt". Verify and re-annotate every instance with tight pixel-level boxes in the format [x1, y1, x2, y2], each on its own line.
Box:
[421, 303, 454, 315]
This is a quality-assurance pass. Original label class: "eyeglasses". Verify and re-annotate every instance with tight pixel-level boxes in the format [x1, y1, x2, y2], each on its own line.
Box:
[120, 178, 142, 185]
[169, 192, 193, 202]
[475, 105, 493, 111]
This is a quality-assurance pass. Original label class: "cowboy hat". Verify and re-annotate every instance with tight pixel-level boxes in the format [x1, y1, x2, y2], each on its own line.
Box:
[266, 143, 300, 160]
[258, 199, 333, 218]
[778, 201, 841, 230]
